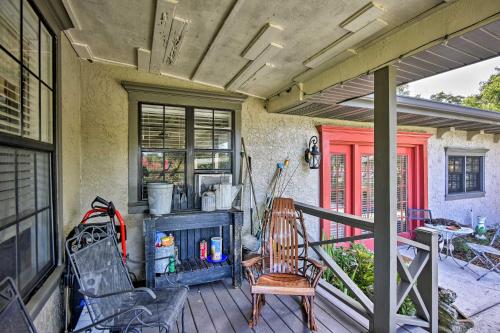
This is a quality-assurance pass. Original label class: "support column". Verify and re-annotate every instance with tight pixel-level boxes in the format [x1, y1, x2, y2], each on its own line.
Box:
[373, 65, 397, 332]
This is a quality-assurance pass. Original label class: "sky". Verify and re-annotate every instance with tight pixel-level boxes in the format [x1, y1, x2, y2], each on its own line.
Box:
[406, 56, 499, 99]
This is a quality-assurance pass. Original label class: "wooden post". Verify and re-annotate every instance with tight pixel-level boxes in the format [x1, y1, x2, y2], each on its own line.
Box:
[232, 210, 243, 288]
[415, 227, 439, 333]
[373, 65, 397, 332]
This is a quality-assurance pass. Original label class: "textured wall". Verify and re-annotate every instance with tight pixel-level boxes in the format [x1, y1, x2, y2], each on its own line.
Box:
[61, 34, 82, 236]
[428, 130, 500, 227]
[33, 33, 81, 333]
[33, 285, 64, 333]
[241, 97, 372, 238]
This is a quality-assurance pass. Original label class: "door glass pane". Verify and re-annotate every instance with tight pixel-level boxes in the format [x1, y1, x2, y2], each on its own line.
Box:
[19, 216, 36, 289]
[17, 149, 35, 217]
[397, 155, 408, 233]
[22, 71, 39, 139]
[214, 111, 231, 129]
[195, 129, 213, 149]
[0, 49, 21, 135]
[194, 109, 212, 128]
[40, 24, 52, 87]
[36, 152, 50, 209]
[37, 209, 51, 271]
[214, 152, 231, 170]
[41, 84, 52, 143]
[0, 224, 17, 282]
[330, 154, 345, 238]
[0, 0, 20, 59]
[361, 155, 375, 221]
[194, 152, 212, 169]
[214, 131, 231, 149]
[22, 0, 39, 75]
[0, 147, 16, 226]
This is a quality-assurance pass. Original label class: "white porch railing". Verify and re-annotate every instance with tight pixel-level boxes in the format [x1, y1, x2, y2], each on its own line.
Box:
[295, 201, 438, 333]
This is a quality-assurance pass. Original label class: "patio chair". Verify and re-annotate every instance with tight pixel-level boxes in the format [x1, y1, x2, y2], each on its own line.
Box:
[0, 277, 38, 333]
[407, 208, 433, 237]
[66, 223, 188, 333]
[242, 198, 326, 331]
[462, 225, 500, 280]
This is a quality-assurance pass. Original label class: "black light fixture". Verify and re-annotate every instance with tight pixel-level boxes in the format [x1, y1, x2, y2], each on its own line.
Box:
[304, 136, 320, 169]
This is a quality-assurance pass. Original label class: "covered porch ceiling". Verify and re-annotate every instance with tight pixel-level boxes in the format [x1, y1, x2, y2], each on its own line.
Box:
[62, 0, 500, 109]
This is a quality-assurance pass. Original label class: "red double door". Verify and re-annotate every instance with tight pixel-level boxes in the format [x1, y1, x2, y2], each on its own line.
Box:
[318, 126, 431, 249]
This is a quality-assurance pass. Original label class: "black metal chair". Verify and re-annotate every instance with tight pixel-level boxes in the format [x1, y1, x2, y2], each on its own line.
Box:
[66, 223, 188, 333]
[407, 208, 434, 236]
[0, 277, 38, 333]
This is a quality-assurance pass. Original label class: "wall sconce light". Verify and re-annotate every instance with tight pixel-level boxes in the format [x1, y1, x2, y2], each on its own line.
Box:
[304, 136, 320, 169]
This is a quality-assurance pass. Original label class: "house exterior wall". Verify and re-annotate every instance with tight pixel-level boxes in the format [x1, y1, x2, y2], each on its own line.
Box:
[427, 129, 500, 227]
[32, 33, 82, 333]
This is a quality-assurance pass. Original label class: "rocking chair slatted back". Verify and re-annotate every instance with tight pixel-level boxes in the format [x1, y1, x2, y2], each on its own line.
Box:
[263, 198, 308, 274]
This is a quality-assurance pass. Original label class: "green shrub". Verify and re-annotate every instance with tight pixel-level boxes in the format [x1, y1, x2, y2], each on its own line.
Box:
[323, 242, 416, 316]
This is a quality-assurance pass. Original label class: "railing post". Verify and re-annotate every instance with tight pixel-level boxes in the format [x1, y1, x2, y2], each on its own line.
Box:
[373, 65, 397, 333]
[415, 227, 439, 333]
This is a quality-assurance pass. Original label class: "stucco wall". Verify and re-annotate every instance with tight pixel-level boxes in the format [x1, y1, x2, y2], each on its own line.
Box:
[428, 130, 500, 227]
[33, 33, 81, 333]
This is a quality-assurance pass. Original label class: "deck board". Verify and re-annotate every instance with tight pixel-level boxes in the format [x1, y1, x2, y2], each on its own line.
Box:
[177, 278, 367, 333]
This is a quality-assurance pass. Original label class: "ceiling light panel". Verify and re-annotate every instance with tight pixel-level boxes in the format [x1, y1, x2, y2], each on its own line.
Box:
[340, 2, 384, 33]
[242, 23, 283, 60]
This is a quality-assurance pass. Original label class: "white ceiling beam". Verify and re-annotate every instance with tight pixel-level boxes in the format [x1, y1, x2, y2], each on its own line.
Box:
[340, 2, 384, 32]
[467, 129, 485, 141]
[226, 43, 282, 91]
[163, 17, 189, 66]
[304, 19, 387, 68]
[137, 48, 151, 72]
[268, 0, 500, 113]
[293, 49, 357, 82]
[191, 0, 246, 81]
[150, 0, 178, 74]
[242, 23, 283, 60]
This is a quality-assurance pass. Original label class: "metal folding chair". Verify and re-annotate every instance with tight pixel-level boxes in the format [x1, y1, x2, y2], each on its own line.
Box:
[0, 277, 38, 333]
[66, 223, 188, 332]
[463, 226, 500, 280]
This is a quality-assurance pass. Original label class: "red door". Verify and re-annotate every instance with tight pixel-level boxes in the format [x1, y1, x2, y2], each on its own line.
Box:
[319, 126, 431, 250]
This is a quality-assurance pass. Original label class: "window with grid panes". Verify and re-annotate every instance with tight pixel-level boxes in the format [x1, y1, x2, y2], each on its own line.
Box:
[139, 104, 234, 201]
[0, 0, 56, 299]
[447, 153, 484, 196]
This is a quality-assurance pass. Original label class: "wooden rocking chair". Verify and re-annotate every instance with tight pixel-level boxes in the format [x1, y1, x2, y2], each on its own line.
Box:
[242, 198, 326, 331]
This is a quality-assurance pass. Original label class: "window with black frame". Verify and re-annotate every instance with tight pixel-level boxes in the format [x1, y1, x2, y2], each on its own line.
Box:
[139, 104, 234, 203]
[0, 0, 55, 298]
[446, 150, 485, 198]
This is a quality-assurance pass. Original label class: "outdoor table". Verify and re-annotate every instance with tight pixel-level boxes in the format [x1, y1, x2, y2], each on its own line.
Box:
[424, 223, 474, 262]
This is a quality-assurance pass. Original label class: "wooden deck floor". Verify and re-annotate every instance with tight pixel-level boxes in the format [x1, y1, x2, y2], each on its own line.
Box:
[164, 278, 368, 333]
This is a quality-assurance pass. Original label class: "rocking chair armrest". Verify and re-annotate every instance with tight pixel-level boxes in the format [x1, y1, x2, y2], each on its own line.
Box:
[242, 256, 263, 285]
[304, 257, 326, 271]
[242, 256, 261, 268]
[79, 287, 157, 300]
[299, 257, 326, 288]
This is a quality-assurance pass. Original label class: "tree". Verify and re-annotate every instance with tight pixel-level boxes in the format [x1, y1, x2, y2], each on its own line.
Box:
[461, 68, 500, 111]
[430, 91, 464, 105]
[397, 84, 410, 96]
